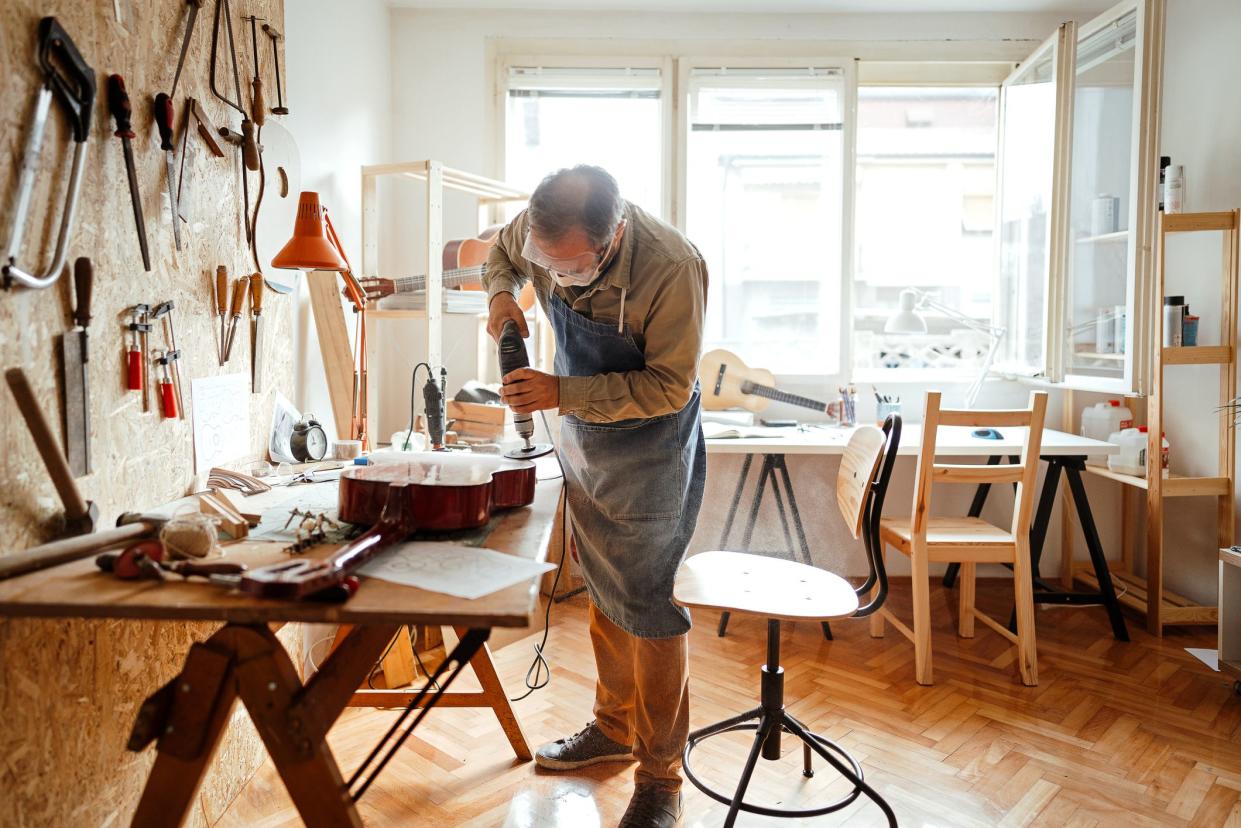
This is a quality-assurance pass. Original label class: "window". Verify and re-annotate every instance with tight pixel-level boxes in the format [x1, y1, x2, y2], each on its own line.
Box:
[685, 67, 847, 376]
[851, 86, 999, 374]
[503, 66, 664, 218]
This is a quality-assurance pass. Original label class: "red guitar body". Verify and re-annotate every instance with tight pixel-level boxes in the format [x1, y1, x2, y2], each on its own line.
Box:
[239, 453, 537, 600]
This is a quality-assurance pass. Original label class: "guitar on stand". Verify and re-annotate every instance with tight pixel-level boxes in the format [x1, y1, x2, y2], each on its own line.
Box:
[358, 226, 536, 311]
[699, 349, 847, 419]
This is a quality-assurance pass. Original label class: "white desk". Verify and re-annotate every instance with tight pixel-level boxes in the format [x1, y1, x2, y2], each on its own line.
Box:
[705, 425, 1118, 458]
[706, 422, 1129, 641]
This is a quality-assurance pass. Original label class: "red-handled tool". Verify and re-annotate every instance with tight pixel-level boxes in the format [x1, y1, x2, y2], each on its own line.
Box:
[153, 93, 182, 252]
[157, 351, 177, 419]
[106, 74, 150, 271]
[126, 304, 151, 411]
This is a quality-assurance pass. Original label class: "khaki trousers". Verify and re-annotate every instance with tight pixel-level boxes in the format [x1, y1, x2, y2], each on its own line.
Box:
[588, 602, 690, 791]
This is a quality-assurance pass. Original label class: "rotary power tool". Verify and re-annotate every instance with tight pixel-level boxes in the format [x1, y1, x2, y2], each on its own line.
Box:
[498, 320, 553, 460]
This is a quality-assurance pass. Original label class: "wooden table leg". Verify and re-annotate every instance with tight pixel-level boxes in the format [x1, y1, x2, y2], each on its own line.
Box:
[455, 626, 532, 761]
[129, 623, 397, 828]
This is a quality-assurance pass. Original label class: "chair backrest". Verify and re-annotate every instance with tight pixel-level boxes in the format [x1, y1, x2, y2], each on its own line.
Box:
[836, 426, 888, 538]
[851, 414, 902, 617]
[910, 391, 1049, 541]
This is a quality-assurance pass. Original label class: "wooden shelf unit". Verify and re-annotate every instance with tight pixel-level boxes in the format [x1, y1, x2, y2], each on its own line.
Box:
[1075, 210, 1240, 634]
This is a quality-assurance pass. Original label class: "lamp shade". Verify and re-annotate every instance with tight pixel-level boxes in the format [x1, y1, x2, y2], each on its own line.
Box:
[884, 288, 929, 334]
[271, 192, 348, 271]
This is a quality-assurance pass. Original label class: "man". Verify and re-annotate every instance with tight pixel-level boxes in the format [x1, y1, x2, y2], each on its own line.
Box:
[484, 165, 707, 828]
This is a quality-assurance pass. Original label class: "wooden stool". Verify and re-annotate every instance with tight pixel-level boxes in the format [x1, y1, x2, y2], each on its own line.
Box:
[673, 418, 902, 827]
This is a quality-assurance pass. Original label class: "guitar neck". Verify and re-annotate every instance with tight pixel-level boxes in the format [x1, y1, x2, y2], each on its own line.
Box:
[741, 381, 828, 414]
[392, 266, 485, 293]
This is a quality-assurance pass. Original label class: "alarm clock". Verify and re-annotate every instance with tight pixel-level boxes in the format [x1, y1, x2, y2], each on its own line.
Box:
[290, 415, 329, 462]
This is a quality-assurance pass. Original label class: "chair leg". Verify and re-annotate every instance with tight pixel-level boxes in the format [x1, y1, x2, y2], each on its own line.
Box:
[782, 716, 898, 827]
[1012, 538, 1039, 686]
[958, 561, 976, 638]
[869, 546, 886, 639]
[723, 714, 776, 828]
[911, 540, 933, 685]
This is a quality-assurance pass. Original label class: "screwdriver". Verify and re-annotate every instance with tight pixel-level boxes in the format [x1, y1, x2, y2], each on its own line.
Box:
[215, 266, 228, 365]
[153, 93, 182, 251]
[223, 277, 246, 362]
[106, 75, 150, 271]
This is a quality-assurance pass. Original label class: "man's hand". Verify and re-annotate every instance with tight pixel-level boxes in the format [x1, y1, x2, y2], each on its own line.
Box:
[500, 368, 559, 414]
[355, 277, 396, 302]
[487, 292, 528, 341]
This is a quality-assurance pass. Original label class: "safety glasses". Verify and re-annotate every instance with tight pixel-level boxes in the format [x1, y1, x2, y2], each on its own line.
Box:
[521, 231, 605, 280]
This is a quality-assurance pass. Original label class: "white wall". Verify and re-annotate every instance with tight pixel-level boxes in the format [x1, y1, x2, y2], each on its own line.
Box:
[285, 0, 393, 435]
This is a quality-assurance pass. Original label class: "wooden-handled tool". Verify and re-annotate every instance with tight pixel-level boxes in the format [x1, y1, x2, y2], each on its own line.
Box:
[106, 74, 151, 272]
[62, 257, 93, 476]
[5, 368, 98, 537]
[215, 265, 228, 365]
[261, 23, 289, 115]
[223, 277, 246, 362]
[153, 93, 182, 251]
[0, 513, 164, 581]
[245, 16, 267, 128]
[249, 272, 265, 392]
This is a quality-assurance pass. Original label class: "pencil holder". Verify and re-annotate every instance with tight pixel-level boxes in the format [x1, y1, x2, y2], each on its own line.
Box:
[877, 401, 902, 425]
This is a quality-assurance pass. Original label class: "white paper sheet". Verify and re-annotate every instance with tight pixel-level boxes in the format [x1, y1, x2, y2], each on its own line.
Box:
[1186, 647, 1220, 672]
[359, 542, 555, 600]
[191, 374, 250, 474]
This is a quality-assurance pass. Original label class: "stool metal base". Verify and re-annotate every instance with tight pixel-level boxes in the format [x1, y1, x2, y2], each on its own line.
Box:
[682, 621, 898, 827]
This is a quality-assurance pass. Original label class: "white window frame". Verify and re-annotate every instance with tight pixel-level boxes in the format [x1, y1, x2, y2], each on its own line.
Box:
[490, 40, 1032, 386]
[678, 56, 856, 385]
[495, 55, 675, 221]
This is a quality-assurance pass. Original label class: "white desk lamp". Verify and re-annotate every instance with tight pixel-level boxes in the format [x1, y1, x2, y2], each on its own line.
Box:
[884, 288, 1006, 408]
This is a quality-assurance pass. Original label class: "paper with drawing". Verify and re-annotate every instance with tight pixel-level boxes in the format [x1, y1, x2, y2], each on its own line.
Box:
[359, 542, 554, 600]
[191, 374, 250, 474]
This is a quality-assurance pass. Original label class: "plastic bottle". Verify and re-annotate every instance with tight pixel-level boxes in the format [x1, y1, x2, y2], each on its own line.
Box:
[1163, 296, 1184, 347]
[1083, 400, 1133, 466]
[1165, 164, 1184, 213]
[1107, 426, 1169, 477]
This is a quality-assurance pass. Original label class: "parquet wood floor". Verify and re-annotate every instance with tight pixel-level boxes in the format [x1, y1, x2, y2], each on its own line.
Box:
[215, 579, 1241, 827]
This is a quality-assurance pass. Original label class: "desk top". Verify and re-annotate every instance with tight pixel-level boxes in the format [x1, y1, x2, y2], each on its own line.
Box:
[704, 425, 1117, 457]
[0, 466, 563, 629]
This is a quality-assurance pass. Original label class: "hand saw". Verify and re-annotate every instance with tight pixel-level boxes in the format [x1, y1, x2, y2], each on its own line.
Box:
[61, 258, 93, 477]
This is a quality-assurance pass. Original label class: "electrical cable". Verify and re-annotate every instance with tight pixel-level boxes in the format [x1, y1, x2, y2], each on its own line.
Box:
[403, 361, 432, 450]
[509, 428, 569, 702]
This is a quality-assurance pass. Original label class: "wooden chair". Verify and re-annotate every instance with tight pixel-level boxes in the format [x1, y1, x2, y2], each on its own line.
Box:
[672, 417, 902, 827]
[873, 390, 1048, 687]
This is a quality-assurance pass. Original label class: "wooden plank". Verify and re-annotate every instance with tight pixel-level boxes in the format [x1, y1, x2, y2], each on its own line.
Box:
[1085, 464, 1148, 489]
[1162, 211, 1238, 233]
[932, 464, 1024, 485]
[1162, 605, 1219, 625]
[934, 409, 1038, 428]
[1073, 565, 1214, 623]
[306, 270, 356, 442]
[1162, 345, 1231, 365]
[1163, 476, 1231, 497]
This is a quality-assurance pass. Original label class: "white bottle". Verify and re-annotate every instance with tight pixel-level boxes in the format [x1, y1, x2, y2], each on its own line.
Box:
[1164, 165, 1184, 214]
[1082, 400, 1133, 466]
[1163, 296, 1184, 347]
[1108, 426, 1169, 477]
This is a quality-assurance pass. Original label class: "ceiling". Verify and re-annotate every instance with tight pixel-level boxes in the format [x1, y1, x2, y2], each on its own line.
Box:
[388, 0, 1114, 13]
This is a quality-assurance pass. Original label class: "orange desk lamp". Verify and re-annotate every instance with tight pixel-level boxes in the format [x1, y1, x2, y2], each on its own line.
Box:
[273, 191, 370, 450]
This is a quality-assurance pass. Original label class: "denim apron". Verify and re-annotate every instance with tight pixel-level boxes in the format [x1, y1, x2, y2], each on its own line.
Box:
[550, 291, 707, 638]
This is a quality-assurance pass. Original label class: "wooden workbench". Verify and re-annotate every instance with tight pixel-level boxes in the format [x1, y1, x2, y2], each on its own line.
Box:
[0, 470, 563, 828]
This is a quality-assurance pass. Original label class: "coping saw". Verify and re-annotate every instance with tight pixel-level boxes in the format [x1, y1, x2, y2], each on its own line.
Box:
[3, 18, 96, 291]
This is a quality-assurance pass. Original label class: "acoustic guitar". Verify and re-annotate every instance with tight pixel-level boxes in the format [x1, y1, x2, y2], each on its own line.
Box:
[699, 349, 835, 414]
[238, 453, 536, 600]
[359, 226, 536, 311]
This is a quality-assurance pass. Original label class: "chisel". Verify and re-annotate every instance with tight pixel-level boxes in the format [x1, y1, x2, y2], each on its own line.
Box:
[215, 265, 228, 365]
[61, 258, 92, 476]
[153, 93, 182, 251]
[223, 277, 246, 362]
[249, 273, 265, 392]
[106, 75, 150, 272]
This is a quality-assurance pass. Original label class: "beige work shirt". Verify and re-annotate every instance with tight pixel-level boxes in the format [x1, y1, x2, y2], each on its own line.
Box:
[483, 201, 707, 423]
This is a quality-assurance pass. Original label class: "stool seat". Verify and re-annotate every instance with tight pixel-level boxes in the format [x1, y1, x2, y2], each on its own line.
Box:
[879, 516, 1014, 554]
[674, 550, 859, 621]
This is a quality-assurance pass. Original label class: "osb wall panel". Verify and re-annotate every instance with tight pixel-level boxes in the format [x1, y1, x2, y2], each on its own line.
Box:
[0, 1, 300, 825]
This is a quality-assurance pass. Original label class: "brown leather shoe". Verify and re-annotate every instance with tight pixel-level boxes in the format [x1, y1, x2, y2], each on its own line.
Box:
[534, 721, 634, 771]
[618, 784, 683, 827]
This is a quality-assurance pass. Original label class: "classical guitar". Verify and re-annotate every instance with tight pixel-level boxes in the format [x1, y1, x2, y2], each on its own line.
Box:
[238, 453, 536, 600]
[699, 349, 835, 414]
[359, 226, 536, 311]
